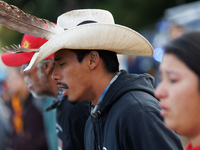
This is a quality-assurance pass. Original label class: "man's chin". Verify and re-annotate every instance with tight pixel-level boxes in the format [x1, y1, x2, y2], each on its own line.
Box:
[67, 97, 79, 105]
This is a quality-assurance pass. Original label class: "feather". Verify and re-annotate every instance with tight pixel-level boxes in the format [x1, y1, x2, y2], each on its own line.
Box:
[0, 1, 64, 40]
[2, 44, 39, 53]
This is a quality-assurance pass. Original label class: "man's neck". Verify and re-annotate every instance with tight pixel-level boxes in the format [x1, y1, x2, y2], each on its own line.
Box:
[91, 72, 119, 106]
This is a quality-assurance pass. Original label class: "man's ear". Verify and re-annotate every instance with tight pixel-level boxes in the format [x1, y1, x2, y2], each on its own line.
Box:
[43, 60, 54, 75]
[89, 51, 99, 69]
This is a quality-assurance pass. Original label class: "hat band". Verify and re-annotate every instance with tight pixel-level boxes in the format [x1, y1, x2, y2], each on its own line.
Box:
[77, 20, 97, 26]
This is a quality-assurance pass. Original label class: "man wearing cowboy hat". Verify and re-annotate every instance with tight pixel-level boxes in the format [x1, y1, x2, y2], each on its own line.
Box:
[1, 34, 90, 150]
[23, 9, 183, 150]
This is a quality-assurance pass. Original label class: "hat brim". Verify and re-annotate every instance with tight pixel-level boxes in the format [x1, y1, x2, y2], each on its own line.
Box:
[25, 23, 154, 71]
[1, 52, 35, 67]
[1, 52, 54, 67]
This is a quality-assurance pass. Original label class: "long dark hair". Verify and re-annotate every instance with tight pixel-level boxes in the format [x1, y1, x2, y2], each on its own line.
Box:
[164, 31, 200, 77]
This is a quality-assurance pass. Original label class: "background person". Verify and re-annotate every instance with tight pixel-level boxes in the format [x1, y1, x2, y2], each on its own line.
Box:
[1, 34, 58, 150]
[6, 67, 48, 150]
[155, 31, 200, 150]
[0, 69, 12, 150]
[1, 34, 90, 150]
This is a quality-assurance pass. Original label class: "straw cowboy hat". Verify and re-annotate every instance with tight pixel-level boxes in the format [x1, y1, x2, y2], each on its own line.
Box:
[24, 9, 154, 71]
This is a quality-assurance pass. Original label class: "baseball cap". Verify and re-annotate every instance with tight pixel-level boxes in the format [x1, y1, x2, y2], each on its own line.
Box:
[1, 34, 54, 67]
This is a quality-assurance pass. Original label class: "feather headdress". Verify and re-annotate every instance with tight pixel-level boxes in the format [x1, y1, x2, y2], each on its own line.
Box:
[0, 1, 64, 40]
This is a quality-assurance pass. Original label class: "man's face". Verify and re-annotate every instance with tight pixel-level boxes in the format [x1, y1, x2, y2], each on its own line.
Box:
[52, 49, 92, 103]
[21, 61, 54, 98]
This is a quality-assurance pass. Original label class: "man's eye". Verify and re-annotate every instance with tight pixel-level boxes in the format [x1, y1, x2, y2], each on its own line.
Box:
[170, 79, 177, 83]
[60, 63, 65, 66]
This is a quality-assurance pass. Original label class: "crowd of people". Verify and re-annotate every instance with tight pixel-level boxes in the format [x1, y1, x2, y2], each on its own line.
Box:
[0, 1, 200, 150]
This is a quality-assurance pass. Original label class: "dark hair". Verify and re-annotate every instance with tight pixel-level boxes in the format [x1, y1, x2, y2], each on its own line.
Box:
[164, 31, 200, 77]
[71, 50, 119, 73]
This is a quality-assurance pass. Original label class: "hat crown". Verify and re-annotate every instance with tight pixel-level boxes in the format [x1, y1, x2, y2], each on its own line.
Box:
[57, 9, 115, 29]
[24, 9, 154, 71]
[21, 34, 48, 49]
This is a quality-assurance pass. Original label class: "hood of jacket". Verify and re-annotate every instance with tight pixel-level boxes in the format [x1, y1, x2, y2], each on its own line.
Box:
[97, 70, 156, 117]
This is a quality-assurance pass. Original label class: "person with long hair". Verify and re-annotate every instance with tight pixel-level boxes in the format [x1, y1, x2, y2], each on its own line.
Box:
[155, 31, 200, 150]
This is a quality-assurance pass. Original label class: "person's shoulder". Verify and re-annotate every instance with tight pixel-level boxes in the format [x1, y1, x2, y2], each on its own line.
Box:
[118, 89, 158, 105]
[112, 91, 160, 116]
[130, 90, 159, 111]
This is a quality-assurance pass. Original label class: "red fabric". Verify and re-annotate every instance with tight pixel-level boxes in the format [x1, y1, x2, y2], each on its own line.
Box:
[20, 34, 48, 49]
[185, 142, 200, 150]
[1, 34, 54, 67]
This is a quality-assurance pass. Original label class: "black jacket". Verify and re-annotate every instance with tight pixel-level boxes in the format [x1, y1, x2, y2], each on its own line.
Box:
[46, 89, 90, 150]
[56, 99, 90, 150]
[84, 70, 183, 150]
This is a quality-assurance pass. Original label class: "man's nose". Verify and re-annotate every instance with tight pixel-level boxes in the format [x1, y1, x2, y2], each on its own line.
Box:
[52, 67, 61, 81]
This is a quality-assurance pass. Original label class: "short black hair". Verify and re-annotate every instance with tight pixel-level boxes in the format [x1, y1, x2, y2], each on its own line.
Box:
[71, 50, 119, 73]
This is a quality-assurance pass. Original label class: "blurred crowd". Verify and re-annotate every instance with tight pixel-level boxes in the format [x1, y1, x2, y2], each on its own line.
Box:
[0, 66, 57, 150]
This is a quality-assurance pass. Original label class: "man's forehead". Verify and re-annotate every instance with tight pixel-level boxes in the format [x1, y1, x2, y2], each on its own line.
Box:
[54, 49, 73, 61]
[54, 52, 64, 61]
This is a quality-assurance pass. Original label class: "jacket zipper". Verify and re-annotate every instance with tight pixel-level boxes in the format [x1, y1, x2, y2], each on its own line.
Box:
[97, 118, 101, 150]
[92, 117, 99, 150]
